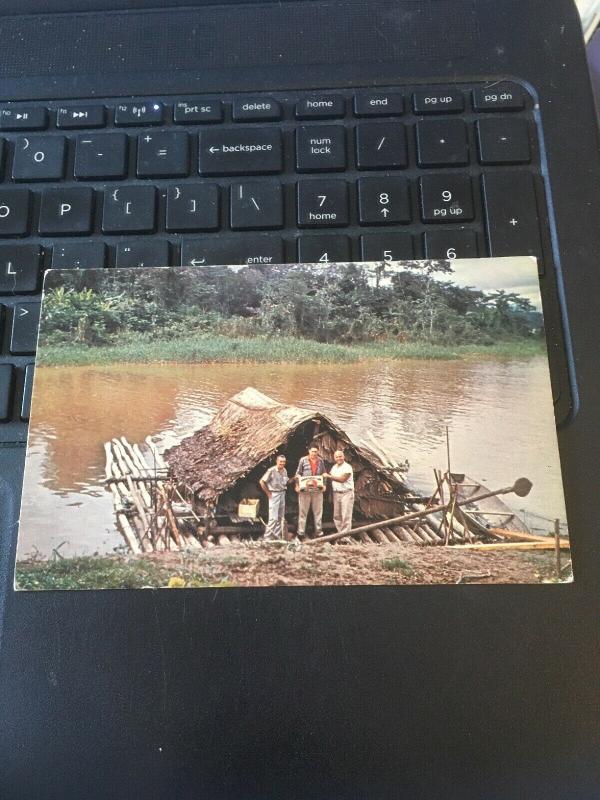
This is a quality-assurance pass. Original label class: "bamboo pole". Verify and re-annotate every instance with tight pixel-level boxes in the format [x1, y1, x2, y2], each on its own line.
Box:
[452, 541, 570, 552]
[554, 518, 562, 576]
[370, 528, 388, 544]
[104, 443, 141, 554]
[307, 479, 533, 546]
[392, 526, 413, 543]
[490, 527, 570, 546]
[380, 527, 400, 544]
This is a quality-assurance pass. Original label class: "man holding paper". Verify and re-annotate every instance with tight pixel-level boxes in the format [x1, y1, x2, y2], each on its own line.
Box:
[295, 444, 326, 538]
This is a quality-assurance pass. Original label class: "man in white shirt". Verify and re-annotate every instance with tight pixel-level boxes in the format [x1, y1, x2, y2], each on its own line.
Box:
[326, 450, 355, 536]
[259, 454, 290, 540]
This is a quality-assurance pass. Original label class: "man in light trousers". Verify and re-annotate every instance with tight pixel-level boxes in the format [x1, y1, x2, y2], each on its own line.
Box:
[295, 444, 326, 538]
[326, 450, 355, 536]
[259, 454, 290, 540]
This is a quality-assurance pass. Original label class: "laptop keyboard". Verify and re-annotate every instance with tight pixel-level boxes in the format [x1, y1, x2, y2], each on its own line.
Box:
[0, 82, 552, 441]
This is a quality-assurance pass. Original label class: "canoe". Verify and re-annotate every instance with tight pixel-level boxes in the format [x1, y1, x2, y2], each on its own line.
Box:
[449, 473, 531, 536]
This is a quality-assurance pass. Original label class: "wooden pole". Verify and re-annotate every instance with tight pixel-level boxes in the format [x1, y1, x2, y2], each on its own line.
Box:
[307, 480, 532, 546]
[452, 541, 570, 552]
[554, 518, 562, 577]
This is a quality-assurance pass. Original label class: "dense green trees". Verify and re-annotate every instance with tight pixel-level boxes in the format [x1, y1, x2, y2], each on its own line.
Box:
[40, 263, 542, 349]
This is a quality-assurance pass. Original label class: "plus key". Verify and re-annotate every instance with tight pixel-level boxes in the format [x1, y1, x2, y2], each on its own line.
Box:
[481, 173, 543, 269]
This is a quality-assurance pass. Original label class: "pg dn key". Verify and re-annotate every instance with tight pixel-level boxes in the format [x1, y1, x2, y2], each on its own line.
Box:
[419, 175, 474, 222]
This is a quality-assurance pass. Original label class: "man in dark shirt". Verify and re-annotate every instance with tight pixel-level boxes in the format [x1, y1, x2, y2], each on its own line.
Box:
[295, 445, 326, 538]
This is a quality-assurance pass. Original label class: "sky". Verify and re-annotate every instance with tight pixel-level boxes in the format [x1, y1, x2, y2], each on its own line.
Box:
[444, 256, 543, 311]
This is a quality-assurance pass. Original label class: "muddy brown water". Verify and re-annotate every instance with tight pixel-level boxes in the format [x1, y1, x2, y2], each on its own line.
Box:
[18, 356, 568, 558]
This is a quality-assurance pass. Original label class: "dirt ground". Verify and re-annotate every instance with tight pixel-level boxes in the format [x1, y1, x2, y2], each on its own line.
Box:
[149, 539, 563, 587]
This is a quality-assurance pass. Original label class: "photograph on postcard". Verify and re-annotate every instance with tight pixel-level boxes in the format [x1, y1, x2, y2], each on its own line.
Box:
[14, 257, 571, 590]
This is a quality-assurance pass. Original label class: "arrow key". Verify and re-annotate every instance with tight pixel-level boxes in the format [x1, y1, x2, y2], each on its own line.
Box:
[357, 177, 411, 225]
[0, 244, 42, 293]
[11, 302, 40, 354]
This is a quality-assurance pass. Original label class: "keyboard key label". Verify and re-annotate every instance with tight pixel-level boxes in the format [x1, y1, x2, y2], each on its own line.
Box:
[14, 257, 572, 589]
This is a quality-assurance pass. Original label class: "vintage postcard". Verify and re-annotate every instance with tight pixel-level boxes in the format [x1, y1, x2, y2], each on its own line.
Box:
[14, 257, 571, 590]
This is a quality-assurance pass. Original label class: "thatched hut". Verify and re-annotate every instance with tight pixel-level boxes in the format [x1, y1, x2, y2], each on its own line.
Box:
[164, 387, 412, 534]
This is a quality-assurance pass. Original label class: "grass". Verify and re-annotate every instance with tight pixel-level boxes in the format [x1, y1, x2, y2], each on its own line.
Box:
[14, 555, 239, 591]
[381, 557, 414, 577]
[36, 333, 547, 367]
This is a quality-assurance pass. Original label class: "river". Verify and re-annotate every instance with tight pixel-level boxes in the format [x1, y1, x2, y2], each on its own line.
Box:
[17, 356, 568, 558]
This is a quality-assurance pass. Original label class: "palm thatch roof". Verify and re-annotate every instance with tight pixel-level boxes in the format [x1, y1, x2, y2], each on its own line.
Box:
[164, 387, 406, 507]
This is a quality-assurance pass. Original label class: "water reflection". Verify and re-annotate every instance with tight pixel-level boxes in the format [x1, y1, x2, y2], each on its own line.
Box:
[18, 356, 567, 557]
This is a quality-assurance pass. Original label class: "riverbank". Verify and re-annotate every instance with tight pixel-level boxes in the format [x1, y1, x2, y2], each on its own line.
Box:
[15, 541, 564, 590]
[37, 334, 546, 367]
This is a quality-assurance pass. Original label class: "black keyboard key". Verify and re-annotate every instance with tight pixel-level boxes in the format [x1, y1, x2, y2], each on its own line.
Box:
[21, 364, 34, 421]
[353, 92, 404, 117]
[0, 189, 31, 237]
[0, 365, 13, 421]
[420, 174, 474, 223]
[476, 118, 531, 165]
[232, 99, 282, 121]
[413, 90, 464, 114]
[357, 177, 410, 225]
[198, 128, 282, 176]
[12, 136, 66, 181]
[230, 182, 283, 230]
[116, 240, 170, 268]
[137, 131, 189, 178]
[74, 134, 128, 180]
[295, 96, 345, 119]
[355, 123, 407, 170]
[102, 186, 156, 233]
[472, 83, 525, 112]
[166, 184, 219, 232]
[424, 229, 478, 259]
[114, 102, 163, 126]
[39, 188, 94, 235]
[416, 120, 469, 167]
[57, 105, 105, 129]
[297, 235, 351, 263]
[11, 302, 40, 354]
[297, 180, 349, 228]
[173, 100, 223, 124]
[51, 241, 106, 269]
[296, 125, 346, 172]
[360, 233, 413, 261]
[181, 235, 284, 266]
[0, 245, 42, 293]
[481, 172, 543, 263]
[0, 107, 47, 131]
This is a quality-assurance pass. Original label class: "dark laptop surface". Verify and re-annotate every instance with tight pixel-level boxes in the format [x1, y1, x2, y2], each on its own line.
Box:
[0, 1, 599, 797]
